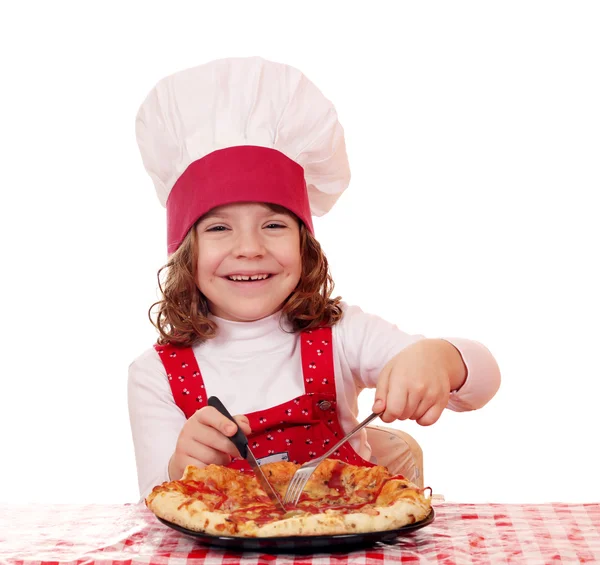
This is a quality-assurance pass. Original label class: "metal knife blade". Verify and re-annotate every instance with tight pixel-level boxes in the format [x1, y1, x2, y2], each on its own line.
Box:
[208, 396, 286, 512]
[243, 448, 287, 512]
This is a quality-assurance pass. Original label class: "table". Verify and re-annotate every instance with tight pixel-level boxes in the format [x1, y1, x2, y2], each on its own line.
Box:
[1, 502, 599, 564]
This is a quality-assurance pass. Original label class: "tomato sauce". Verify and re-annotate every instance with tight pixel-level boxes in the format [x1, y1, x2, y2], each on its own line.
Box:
[171, 468, 411, 525]
[326, 462, 346, 492]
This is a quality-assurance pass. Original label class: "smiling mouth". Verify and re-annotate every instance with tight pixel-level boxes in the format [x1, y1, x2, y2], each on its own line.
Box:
[225, 274, 273, 282]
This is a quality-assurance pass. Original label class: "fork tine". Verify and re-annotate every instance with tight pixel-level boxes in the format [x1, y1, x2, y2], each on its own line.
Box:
[284, 472, 307, 505]
[284, 471, 312, 506]
[282, 478, 292, 504]
[291, 478, 308, 505]
[286, 480, 302, 505]
[283, 474, 301, 504]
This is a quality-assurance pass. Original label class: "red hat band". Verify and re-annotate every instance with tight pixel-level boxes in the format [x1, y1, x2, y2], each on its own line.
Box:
[166, 145, 313, 254]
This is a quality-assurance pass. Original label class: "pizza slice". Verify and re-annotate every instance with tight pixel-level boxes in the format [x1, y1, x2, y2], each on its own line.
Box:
[146, 459, 432, 537]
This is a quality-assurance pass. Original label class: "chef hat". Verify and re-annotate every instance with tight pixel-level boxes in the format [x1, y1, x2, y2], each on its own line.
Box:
[135, 56, 351, 254]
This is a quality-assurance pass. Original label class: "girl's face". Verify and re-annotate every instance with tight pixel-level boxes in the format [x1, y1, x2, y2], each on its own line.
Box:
[194, 202, 302, 322]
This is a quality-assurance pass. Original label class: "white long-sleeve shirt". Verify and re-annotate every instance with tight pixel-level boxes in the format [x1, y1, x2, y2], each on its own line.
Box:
[128, 303, 501, 499]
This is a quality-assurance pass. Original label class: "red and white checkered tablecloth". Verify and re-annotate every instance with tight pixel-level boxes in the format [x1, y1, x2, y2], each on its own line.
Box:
[1, 502, 599, 564]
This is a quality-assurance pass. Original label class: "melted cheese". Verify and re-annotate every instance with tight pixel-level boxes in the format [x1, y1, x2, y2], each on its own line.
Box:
[147, 459, 429, 533]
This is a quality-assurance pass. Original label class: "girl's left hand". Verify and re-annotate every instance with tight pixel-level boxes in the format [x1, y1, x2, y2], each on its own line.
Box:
[371, 339, 467, 426]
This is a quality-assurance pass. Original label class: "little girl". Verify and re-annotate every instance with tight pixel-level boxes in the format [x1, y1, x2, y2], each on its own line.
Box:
[129, 56, 501, 500]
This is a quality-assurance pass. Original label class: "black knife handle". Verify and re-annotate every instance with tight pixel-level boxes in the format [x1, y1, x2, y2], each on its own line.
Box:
[207, 396, 248, 458]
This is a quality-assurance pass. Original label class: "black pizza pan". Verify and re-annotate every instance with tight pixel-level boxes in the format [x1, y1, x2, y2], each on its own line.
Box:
[156, 508, 434, 553]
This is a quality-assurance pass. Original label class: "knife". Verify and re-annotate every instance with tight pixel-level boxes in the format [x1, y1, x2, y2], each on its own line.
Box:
[207, 396, 286, 512]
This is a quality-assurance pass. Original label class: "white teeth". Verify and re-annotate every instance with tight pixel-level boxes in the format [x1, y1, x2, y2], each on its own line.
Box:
[227, 274, 270, 281]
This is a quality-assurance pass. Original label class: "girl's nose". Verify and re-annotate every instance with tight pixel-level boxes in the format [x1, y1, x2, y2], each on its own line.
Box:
[233, 230, 266, 258]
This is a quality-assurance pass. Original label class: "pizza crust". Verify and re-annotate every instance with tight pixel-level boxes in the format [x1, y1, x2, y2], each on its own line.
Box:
[149, 491, 232, 534]
[254, 498, 430, 537]
[146, 460, 432, 537]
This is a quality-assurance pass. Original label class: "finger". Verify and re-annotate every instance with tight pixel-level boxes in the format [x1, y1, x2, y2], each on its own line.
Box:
[169, 453, 207, 481]
[383, 386, 409, 423]
[416, 402, 445, 426]
[235, 414, 250, 426]
[372, 366, 391, 414]
[173, 454, 209, 476]
[219, 416, 252, 450]
[194, 406, 240, 436]
[180, 455, 207, 470]
[183, 443, 232, 467]
[187, 422, 241, 458]
[411, 386, 444, 421]
[233, 415, 252, 436]
[381, 366, 413, 421]
[412, 395, 435, 421]
[398, 388, 423, 421]
[378, 368, 410, 423]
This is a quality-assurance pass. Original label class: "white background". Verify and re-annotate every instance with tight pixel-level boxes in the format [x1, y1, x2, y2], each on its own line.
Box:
[1, 1, 599, 505]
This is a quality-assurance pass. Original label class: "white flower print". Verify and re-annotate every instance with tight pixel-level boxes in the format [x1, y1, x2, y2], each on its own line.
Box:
[182, 388, 189, 395]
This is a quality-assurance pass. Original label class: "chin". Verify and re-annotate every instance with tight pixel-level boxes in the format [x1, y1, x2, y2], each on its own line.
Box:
[216, 303, 283, 322]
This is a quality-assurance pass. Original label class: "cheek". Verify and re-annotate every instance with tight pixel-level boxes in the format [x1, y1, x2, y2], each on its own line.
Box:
[292, 253, 302, 279]
[195, 263, 210, 289]
[195, 244, 222, 286]
[282, 242, 302, 280]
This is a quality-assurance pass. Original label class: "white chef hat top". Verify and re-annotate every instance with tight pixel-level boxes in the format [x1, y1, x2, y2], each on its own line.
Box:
[135, 56, 351, 253]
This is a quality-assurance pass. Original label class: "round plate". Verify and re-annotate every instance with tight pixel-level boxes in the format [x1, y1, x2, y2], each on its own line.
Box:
[157, 508, 434, 552]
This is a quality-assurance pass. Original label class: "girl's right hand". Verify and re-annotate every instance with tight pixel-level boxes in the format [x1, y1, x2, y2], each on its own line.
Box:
[168, 406, 252, 480]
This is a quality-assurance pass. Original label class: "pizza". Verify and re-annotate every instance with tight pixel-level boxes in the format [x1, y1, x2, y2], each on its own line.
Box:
[146, 458, 432, 537]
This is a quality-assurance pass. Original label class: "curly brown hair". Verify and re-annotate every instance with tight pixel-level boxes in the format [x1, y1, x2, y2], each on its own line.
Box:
[149, 208, 342, 347]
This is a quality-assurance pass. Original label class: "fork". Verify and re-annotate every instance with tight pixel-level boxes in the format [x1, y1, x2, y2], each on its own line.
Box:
[282, 411, 381, 506]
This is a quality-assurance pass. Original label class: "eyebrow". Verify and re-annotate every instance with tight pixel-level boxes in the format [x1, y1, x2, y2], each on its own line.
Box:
[199, 211, 225, 222]
[199, 207, 290, 223]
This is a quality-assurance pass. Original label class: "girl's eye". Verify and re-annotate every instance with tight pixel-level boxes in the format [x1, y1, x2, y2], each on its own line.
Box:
[265, 223, 286, 229]
[206, 225, 228, 232]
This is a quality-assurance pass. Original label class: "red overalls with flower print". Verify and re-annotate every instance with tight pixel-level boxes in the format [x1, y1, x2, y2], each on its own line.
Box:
[155, 327, 374, 470]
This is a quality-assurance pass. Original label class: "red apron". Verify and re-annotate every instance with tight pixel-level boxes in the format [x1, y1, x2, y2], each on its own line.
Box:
[155, 326, 374, 470]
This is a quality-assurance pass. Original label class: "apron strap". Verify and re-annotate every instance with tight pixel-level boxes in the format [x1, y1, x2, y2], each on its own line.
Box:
[155, 342, 207, 419]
